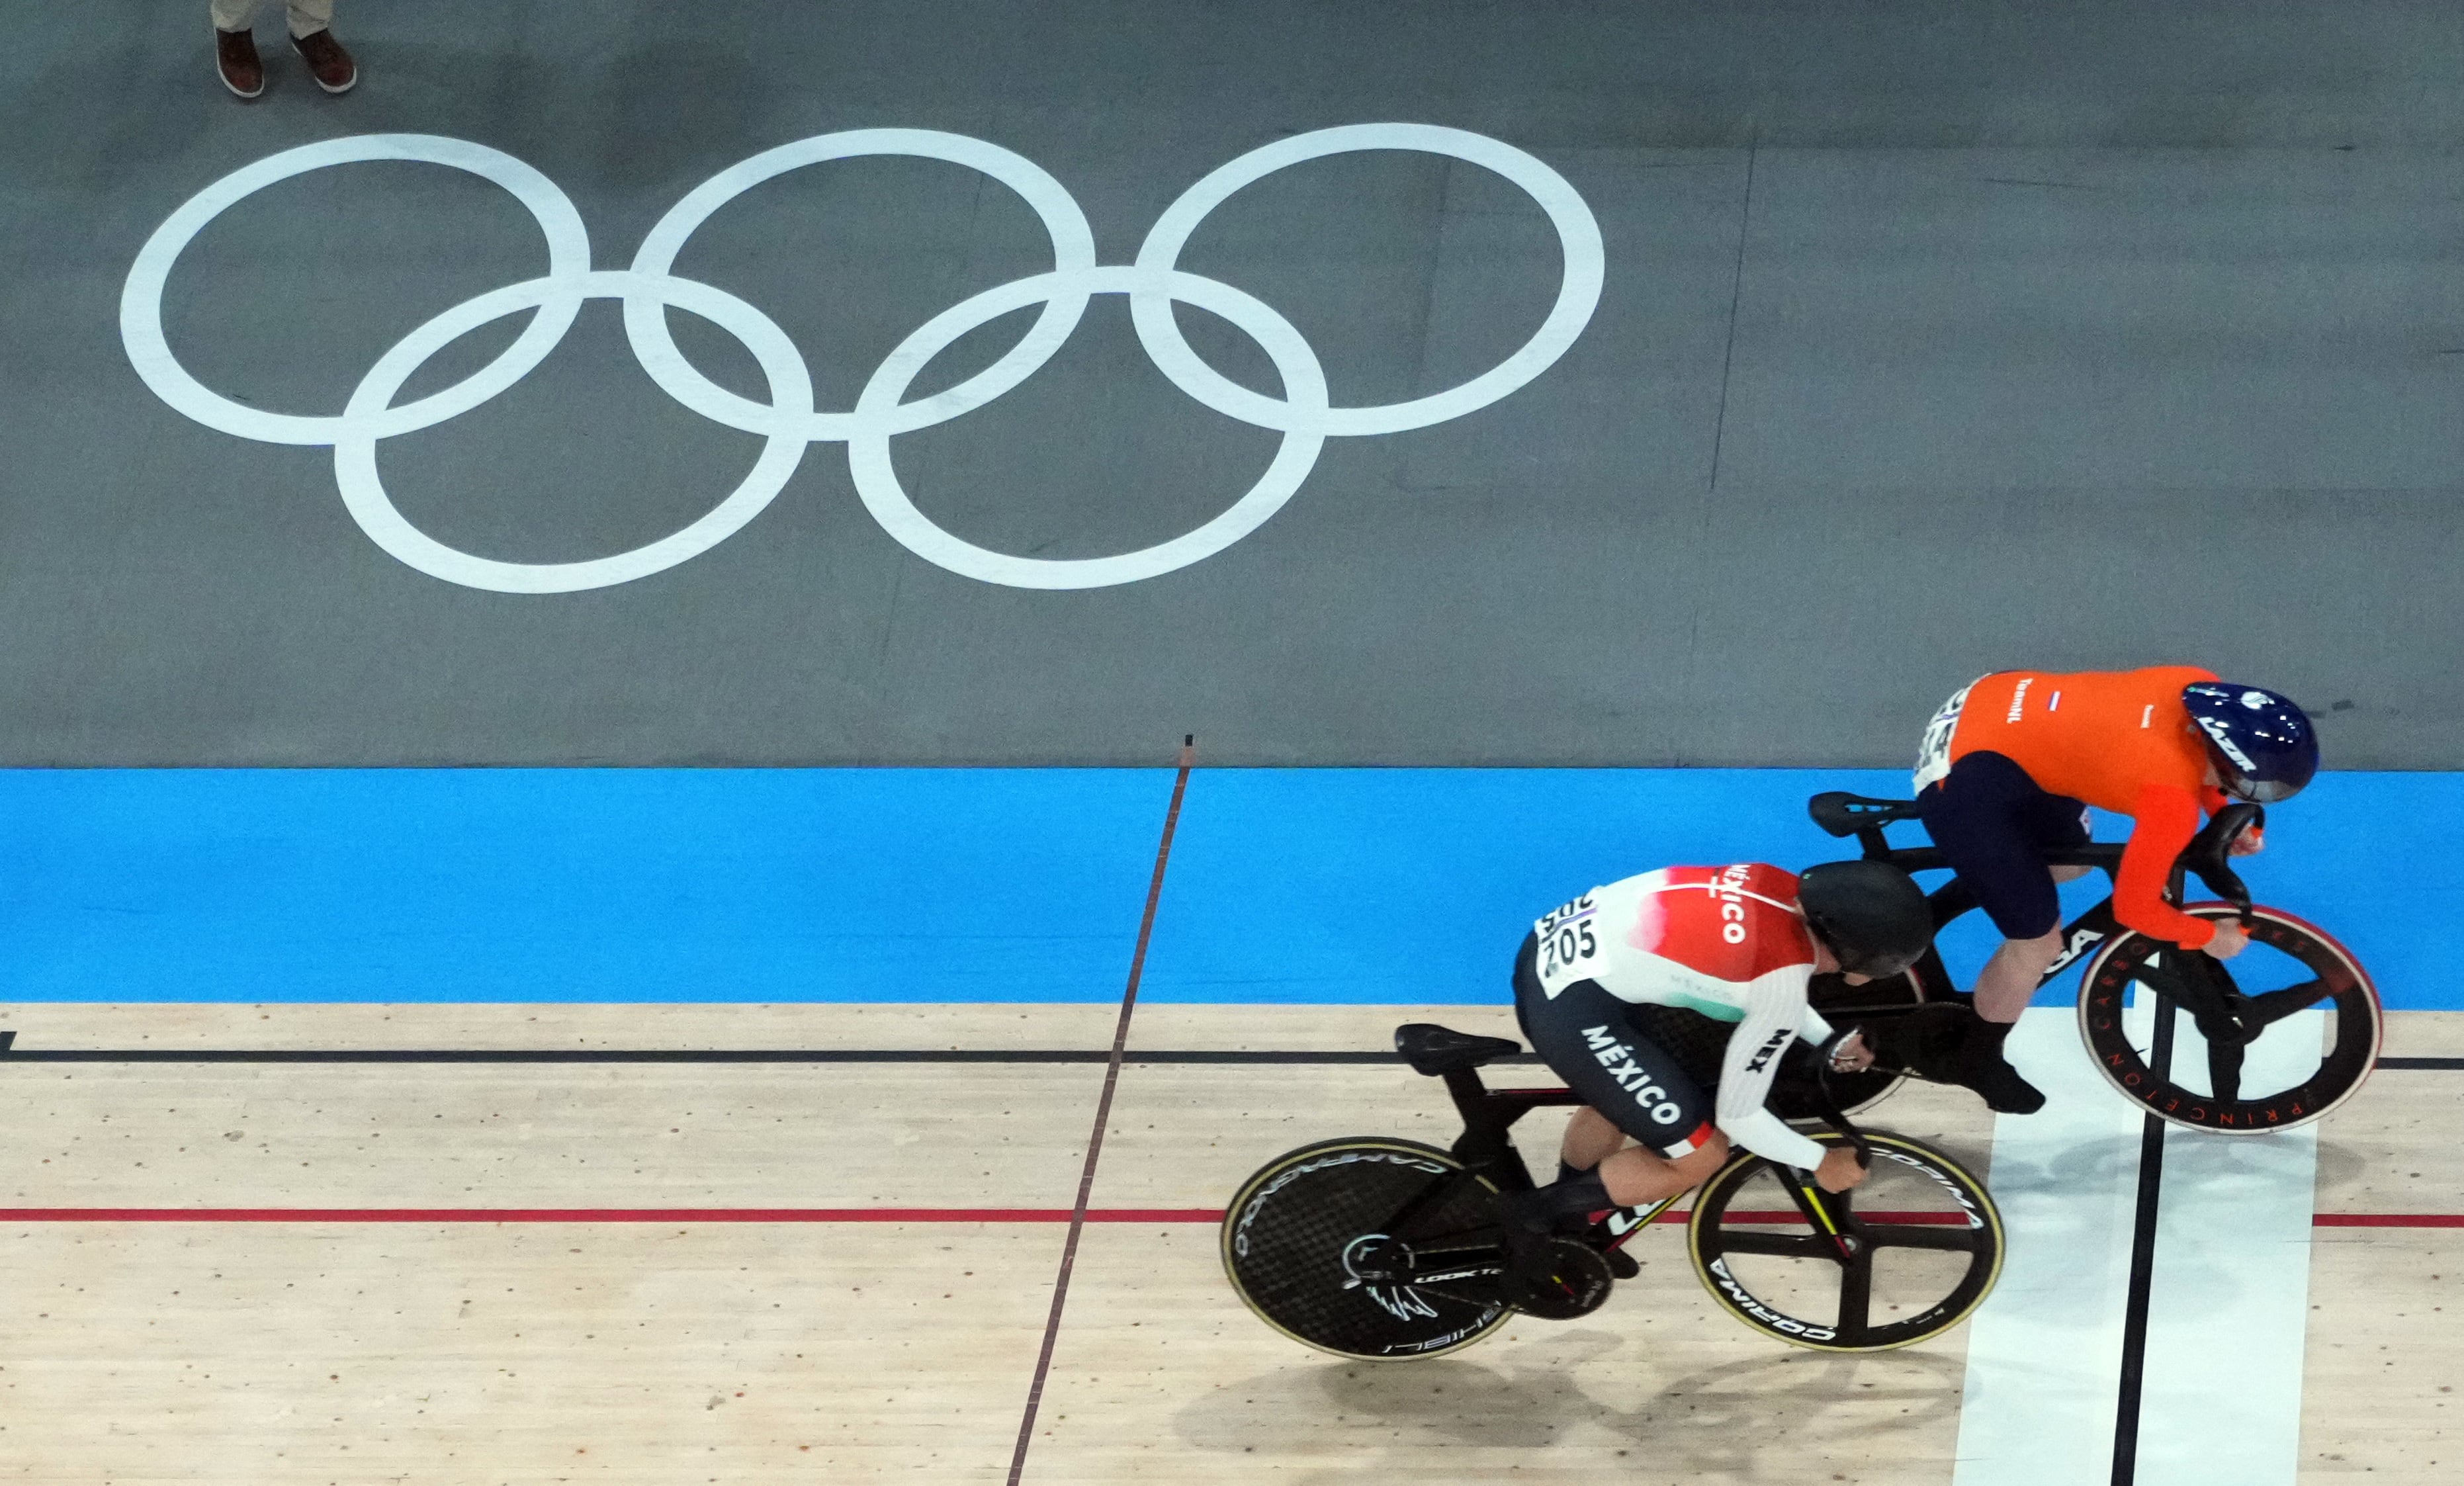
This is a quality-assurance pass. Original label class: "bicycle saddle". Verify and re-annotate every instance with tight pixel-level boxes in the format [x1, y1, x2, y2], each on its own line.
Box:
[1808, 791, 1923, 838]
[1394, 1022, 1522, 1076]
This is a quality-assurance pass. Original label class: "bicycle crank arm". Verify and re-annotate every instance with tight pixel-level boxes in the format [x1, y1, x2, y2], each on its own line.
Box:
[1399, 1244, 1509, 1277]
[1384, 1267, 1511, 1310]
[1337, 1242, 1507, 1289]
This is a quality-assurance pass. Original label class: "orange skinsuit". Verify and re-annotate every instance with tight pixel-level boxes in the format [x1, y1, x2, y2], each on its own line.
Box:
[1945, 666, 2232, 949]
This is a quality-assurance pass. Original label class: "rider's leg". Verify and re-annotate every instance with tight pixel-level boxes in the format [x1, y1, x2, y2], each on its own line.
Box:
[1951, 928, 2063, 1115]
[1517, 1121, 1728, 1225]
[1598, 1130, 1731, 1207]
[1910, 753, 2101, 1114]
[1972, 927, 2068, 1023]
[1972, 865, 2092, 1021]
[1558, 1105, 1626, 1176]
[1511, 962, 1720, 1233]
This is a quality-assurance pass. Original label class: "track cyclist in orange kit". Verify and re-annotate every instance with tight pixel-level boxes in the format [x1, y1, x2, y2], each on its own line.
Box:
[1877, 667, 2320, 1112]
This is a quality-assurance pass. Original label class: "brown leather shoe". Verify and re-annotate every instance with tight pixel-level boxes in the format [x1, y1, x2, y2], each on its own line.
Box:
[292, 28, 358, 95]
[214, 28, 263, 99]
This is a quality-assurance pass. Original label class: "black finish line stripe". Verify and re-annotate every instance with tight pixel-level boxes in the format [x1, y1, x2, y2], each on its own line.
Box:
[2109, 1003, 2176, 1486]
[0, 1047, 1544, 1065]
[1007, 737, 1194, 1486]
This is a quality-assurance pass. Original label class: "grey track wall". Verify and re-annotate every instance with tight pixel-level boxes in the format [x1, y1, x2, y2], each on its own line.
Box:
[3, 3, 2459, 766]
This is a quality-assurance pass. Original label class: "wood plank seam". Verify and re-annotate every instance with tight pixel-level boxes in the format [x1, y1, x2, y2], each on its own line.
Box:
[1006, 738, 1195, 1486]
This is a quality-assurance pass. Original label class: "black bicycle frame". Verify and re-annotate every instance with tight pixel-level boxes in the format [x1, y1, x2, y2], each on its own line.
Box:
[1825, 800, 2266, 1022]
[1387, 1057, 1861, 1269]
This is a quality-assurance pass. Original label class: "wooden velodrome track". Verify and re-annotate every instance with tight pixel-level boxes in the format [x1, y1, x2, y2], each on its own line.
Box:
[10, 2, 2464, 1479]
[0, 1000, 2454, 1484]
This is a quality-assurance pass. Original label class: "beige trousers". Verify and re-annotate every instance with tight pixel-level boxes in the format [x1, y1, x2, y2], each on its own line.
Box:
[210, 0, 335, 38]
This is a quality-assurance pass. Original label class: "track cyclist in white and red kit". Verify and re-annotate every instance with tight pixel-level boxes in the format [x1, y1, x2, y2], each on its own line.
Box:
[1505, 859, 1934, 1241]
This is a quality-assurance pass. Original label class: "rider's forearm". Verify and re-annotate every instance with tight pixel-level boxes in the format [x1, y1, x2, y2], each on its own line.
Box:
[2114, 786, 2217, 949]
[1714, 1106, 1828, 1171]
[1717, 976, 1831, 1169]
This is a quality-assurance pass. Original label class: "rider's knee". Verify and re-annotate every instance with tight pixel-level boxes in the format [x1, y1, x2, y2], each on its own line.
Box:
[2005, 926, 2067, 970]
[1670, 1131, 1730, 1185]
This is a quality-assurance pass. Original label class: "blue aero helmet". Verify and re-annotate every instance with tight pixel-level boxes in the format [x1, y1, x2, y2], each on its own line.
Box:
[2181, 682, 2318, 804]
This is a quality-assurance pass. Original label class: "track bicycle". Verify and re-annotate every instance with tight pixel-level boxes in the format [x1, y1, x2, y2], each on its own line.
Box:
[1222, 1022, 2003, 1360]
[1806, 793, 2382, 1133]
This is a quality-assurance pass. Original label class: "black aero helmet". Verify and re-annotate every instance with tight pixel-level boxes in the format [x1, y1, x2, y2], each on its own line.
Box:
[1797, 860, 1932, 978]
[2181, 682, 2318, 804]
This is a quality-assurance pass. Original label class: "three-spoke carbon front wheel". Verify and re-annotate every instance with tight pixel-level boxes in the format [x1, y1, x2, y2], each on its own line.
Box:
[1221, 1138, 1513, 1361]
[2075, 904, 2381, 1133]
[1687, 1130, 2003, 1351]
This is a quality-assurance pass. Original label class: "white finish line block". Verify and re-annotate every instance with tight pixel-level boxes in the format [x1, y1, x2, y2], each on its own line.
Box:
[1951, 1004, 2320, 1486]
[2135, 1012, 2320, 1485]
[1953, 1006, 2147, 1486]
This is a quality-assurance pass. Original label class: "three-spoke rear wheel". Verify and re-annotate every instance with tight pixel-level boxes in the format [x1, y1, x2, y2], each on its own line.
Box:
[1687, 1130, 2003, 1351]
[2074, 904, 2381, 1133]
[1221, 1138, 1514, 1360]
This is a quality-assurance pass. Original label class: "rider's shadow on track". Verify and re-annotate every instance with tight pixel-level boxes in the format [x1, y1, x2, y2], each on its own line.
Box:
[1992, 1129, 2141, 1217]
[1172, 1337, 1961, 1467]
[2309, 1137, 2371, 1203]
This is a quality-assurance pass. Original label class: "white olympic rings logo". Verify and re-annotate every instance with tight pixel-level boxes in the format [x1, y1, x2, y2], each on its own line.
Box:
[120, 124, 1602, 592]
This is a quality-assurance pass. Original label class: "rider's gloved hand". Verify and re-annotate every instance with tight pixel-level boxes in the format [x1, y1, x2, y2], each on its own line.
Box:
[1815, 1148, 1869, 1193]
[2203, 920, 2251, 960]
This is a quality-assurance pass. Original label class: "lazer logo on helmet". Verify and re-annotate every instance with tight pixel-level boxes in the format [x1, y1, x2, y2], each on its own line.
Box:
[2195, 715, 2259, 773]
[1583, 1026, 1685, 1125]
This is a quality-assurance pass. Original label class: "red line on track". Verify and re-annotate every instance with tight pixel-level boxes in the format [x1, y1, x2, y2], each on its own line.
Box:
[0, 1207, 2035, 1227]
[0, 1207, 1220, 1224]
